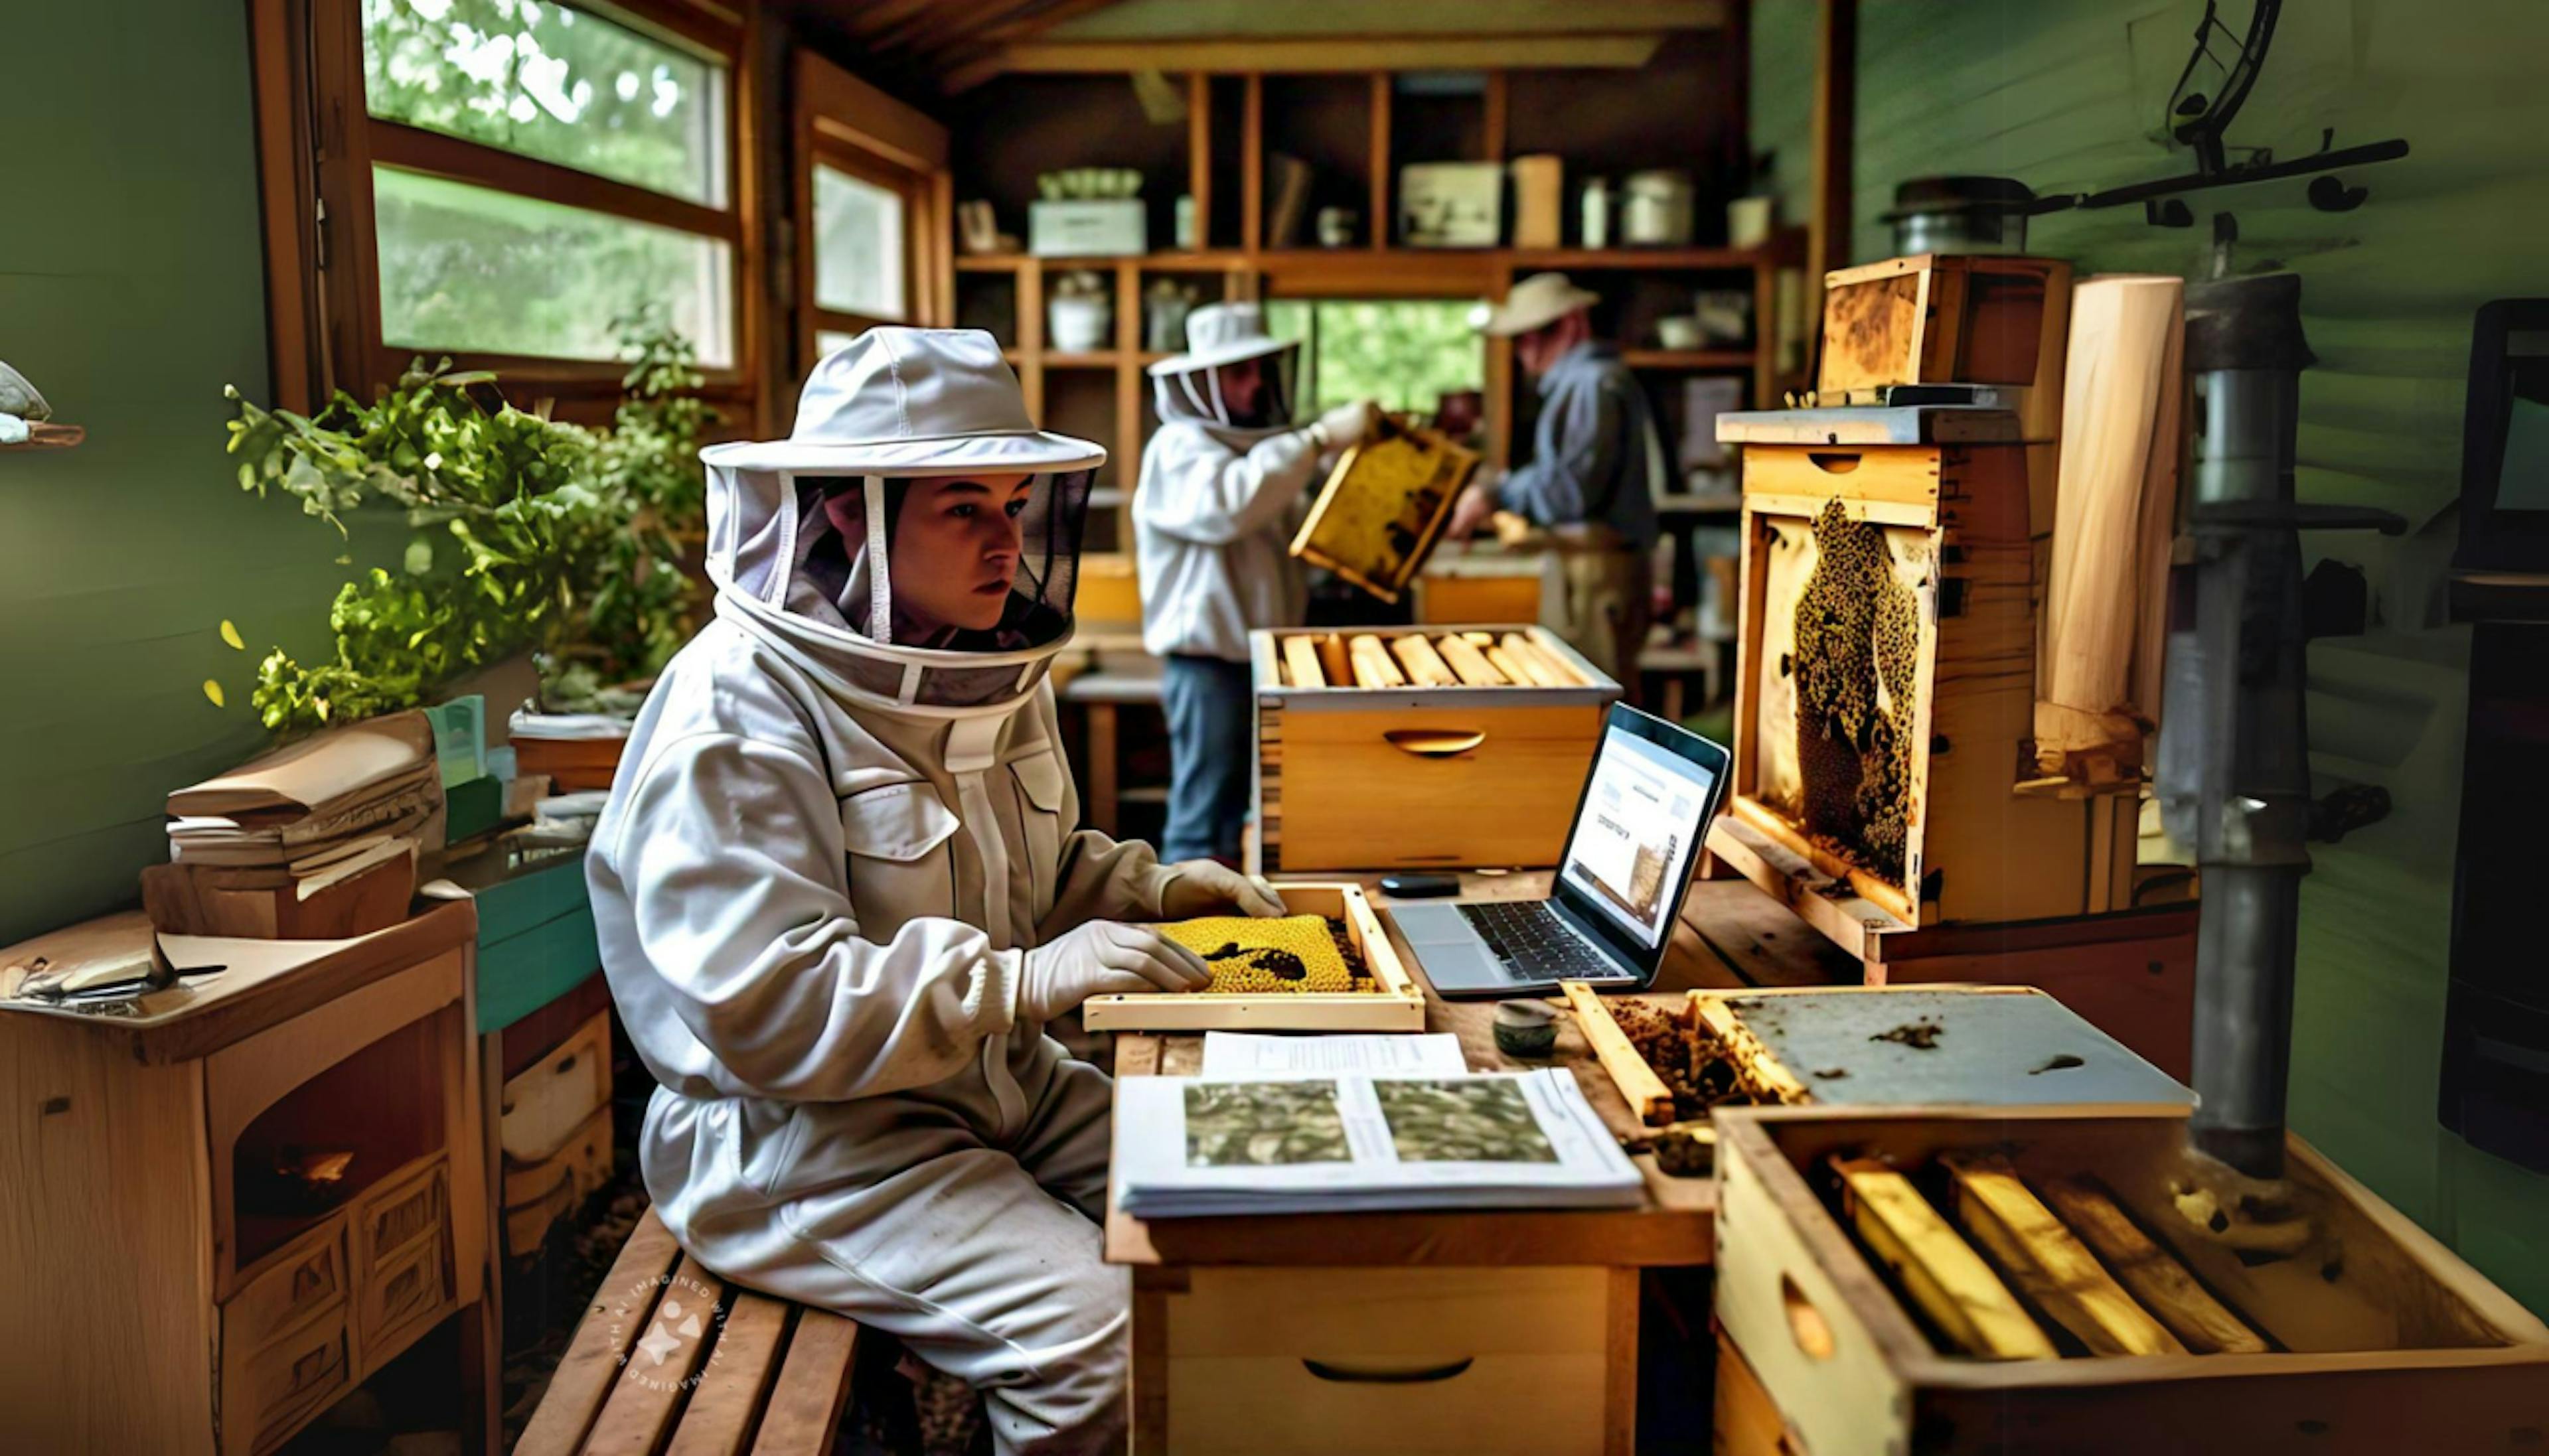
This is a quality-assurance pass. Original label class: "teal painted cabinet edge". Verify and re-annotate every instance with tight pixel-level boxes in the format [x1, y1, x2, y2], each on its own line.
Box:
[479, 902, 601, 1035]
[470, 854, 601, 1034]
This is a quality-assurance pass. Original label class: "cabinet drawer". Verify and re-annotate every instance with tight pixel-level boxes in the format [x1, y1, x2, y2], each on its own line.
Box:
[224, 1216, 348, 1355]
[360, 1222, 451, 1360]
[501, 1009, 611, 1163]
[502, 1104, 612, 1257]
[222, 1303, 350, 1456]
[358, 1154, 448, 1272]
[1267, 705, 1604, 870]
[1161, 1267, 1608, 1456]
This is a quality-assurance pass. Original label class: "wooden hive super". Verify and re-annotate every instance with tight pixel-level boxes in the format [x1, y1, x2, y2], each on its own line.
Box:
[1713, 407, 2136, 930]
[1712, 1104, 2549, 1456]
[1249, 624, 1620, 873]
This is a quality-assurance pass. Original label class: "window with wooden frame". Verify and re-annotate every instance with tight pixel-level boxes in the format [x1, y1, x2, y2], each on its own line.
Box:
[251, 0, 760, 422]
[792, 50, 952, 375]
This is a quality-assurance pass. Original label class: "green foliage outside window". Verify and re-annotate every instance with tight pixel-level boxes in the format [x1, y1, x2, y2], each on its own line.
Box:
[223, 313, 716, 731]
[362, 0, 723, 204]
[1266, 299, 1485, 418]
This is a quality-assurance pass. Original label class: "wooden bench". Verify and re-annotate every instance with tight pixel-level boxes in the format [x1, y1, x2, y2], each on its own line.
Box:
[518, 1208, 860, 1455]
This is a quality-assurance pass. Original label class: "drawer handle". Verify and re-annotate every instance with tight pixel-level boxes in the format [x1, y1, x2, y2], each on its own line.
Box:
[553, 1052, 578, 1074]
[1383, 729, 1487, 758]
[1301, 1356, 1475, 1385]
[1807, 451, 1862, 474]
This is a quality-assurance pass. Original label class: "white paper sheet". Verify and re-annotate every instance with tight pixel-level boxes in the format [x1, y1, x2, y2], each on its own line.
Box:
[1199, 1031, 1468, 1080]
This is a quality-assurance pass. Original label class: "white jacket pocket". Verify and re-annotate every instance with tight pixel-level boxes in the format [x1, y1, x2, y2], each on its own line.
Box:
[1008, 751, 1069, 917]
[838, 780, 961, 936]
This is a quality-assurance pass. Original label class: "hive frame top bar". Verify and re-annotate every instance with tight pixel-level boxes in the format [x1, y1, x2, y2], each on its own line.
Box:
[1249, 624, 1621, 710]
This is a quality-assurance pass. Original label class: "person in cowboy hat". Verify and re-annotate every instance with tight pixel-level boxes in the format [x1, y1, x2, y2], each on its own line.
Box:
[1134, 301, 1380, 863]
[588, 328, 1284, 1455]
[1447, 271, 1665, 689]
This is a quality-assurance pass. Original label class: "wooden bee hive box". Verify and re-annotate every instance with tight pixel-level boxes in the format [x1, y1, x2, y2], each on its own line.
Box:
[1249, 624, 1620, 873]
[1079, 881, 1423, 1032]
[1565, 984, 2187, 1128]
[1713, 1104, 2549, 1456]
[1715, 407, 2135, 930]
[1290, 421, 1480, 603]
[1818, 254, 2066, 398]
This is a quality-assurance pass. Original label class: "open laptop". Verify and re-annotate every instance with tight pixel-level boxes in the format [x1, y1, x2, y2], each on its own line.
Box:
[1390, 705, 1731, 999]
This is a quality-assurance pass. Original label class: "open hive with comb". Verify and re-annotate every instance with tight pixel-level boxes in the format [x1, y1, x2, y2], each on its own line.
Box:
[1078, 881, 1427, 1032]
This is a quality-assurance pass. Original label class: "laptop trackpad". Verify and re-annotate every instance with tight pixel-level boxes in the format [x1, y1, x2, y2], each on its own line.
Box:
[1390, 903, 1477, 946]
[1421, 942, 1505, 987]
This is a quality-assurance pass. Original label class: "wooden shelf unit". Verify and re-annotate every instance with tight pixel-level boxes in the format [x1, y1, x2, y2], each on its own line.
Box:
[948, 53, 1787, 597]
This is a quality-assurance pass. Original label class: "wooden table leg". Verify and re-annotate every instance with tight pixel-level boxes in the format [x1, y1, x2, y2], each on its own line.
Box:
[1087, 701, 1120, 837]
[471, 1027, 506, 1454]
[1604, 1266, 1642, 1456]
[1129, 1272, 1175, 1455]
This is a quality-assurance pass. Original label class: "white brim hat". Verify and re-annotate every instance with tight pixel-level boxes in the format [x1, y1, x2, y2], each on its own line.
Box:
[1478, 271, 1601, 338]
[1146, 301, 1297, 377]
[701, 327, 1103, 476]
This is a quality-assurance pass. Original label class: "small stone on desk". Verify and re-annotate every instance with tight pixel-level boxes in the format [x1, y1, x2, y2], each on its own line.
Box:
[1492, 998, 1560, 1058]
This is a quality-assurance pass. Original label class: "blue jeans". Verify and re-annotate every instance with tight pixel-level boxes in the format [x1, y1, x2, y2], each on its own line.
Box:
[1160, 654, 1253, 864]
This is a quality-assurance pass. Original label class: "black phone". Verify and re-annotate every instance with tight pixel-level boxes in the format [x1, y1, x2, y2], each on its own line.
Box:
[1378, 872, 1462, 899]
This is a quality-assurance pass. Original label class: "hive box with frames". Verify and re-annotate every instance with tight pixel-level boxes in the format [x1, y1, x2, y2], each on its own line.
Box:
[1711, 405, 2135, 930]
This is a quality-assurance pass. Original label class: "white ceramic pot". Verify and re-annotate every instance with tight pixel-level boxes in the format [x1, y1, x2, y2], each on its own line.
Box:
[1048, 295, 1112, 353]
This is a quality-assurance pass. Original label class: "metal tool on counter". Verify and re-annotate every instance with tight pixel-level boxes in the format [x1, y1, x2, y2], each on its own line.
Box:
[2156, 272, 2403, 1179]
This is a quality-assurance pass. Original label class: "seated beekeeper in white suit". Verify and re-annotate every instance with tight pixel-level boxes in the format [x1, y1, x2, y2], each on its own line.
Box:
[1134, 302, 1377, 863]
[588, 328, 1282, 1455]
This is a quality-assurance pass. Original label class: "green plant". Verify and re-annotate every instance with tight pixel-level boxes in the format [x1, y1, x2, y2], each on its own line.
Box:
[224, 313, 713, 731]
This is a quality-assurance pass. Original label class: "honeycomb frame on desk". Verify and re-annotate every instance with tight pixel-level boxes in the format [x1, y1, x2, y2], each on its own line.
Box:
[1079, 882, 1425, 1032]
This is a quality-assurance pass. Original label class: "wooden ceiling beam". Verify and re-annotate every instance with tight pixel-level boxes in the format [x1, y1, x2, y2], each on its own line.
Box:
[944, 32, 1669, 90]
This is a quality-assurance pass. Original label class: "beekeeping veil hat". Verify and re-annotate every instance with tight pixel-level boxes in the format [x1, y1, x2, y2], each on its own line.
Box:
[1146, 302, 1299, 431]
[700, 328, 1103, 723]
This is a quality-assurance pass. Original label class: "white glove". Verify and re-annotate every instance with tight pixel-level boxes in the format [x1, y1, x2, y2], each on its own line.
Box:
[1161, 861, 1289, 920]
[1018, 921, 1211, 1023]
[1311, 400, 1380, 450]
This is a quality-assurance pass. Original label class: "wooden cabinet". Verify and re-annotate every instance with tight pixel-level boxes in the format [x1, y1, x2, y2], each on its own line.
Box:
[0, 904, 494, 1456]
[1154, 1266, 1619, 1456]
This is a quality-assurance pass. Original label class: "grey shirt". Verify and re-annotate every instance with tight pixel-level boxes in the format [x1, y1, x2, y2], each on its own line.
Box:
[1499, 341, 1661, 550]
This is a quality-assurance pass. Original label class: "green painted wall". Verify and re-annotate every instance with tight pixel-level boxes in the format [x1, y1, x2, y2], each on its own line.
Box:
[0, 1, 387, 948]
[1752, 0, 2549, 1313]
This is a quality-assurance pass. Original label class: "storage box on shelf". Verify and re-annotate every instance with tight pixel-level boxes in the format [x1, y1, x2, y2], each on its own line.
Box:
[1081, 881, 1422, 1032]
[1248, 624, 1619, 873]
[1711, 1104, 2549, 1456]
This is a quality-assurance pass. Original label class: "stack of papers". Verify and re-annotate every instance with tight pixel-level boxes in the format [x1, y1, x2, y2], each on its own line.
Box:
[1114, 1057, 1644, 1218]
[163, 711, 443, 883]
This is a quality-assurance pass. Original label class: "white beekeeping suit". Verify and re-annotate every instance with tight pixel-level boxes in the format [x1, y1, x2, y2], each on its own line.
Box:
[1133, 302, 1377, 662]
[588, 328, 1277, 1455]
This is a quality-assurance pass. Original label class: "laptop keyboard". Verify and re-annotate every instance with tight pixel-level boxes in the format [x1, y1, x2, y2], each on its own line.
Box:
[1458, 901, 1618, 978]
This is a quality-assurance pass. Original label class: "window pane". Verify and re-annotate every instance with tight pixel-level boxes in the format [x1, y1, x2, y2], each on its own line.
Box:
[374, 166, 734, 366]
[364, 0, 726, 206]
[813, 165, 907, 321]
[1273, 300, 1484, 416]
[814, 328, 860, 357]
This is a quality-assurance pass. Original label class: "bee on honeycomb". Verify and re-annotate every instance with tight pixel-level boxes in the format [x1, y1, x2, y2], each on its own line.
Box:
[1794, 499, 1922, 883]
[1158, 914, 1374, 994]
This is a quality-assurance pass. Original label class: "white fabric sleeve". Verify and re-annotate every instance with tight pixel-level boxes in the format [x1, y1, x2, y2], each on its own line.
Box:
[1132, 424, 1326, 546]
[607, 731, 1018, 1102]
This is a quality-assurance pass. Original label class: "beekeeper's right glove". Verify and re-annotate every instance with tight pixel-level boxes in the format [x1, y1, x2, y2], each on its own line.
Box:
[1310, 399, 1381, 450]
[1018, 920, 1213, 1023]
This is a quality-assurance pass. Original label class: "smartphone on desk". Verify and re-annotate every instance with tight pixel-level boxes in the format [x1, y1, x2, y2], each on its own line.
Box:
[1378, 873, 1462, 899]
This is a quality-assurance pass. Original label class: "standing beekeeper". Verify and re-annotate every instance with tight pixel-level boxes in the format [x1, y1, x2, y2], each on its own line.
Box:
[588, 328, 1282, 1455]
[1445, 271, 1665, 688]
[1134, 302, 1379, 863]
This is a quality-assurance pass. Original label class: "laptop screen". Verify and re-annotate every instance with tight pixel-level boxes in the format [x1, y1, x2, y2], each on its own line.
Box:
[1555, 721, 1719, 952]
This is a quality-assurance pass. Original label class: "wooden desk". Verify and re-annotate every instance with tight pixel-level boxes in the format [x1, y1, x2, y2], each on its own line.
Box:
[1108, 869, 1838, 1455]
[0, 904, 498, 1455]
